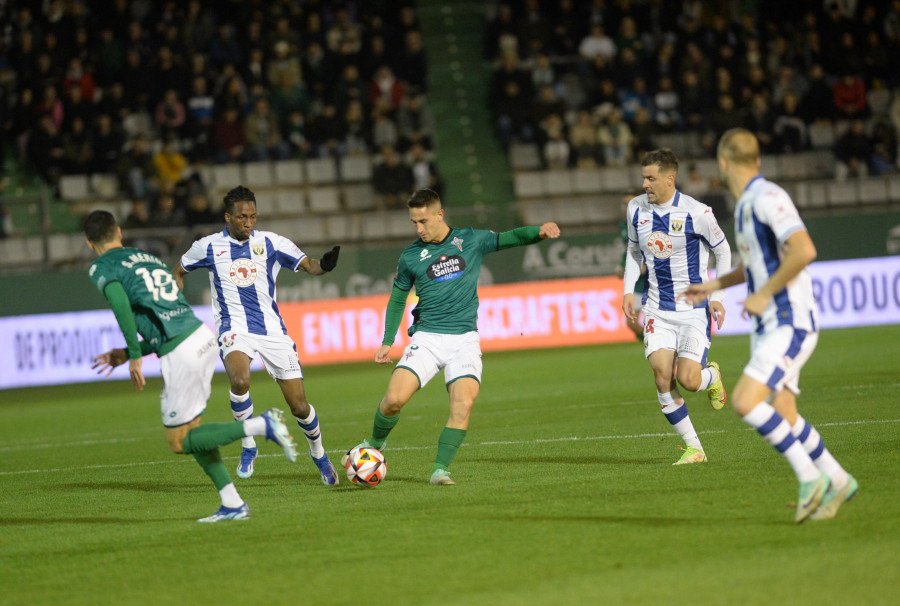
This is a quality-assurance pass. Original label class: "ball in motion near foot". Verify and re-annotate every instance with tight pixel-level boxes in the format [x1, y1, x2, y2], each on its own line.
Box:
[344, 446, 387, 486]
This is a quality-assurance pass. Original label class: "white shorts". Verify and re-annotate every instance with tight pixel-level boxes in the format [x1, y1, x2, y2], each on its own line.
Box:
[397, 331, 483, 389]
[745, 325, 818, 394]
[642, 307, 710, 365]
[160, 324, 218, 427]
[219, 331, 304, 380]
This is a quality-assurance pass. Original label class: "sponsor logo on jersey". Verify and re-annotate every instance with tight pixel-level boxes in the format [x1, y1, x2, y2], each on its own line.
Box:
[451, 236, 464, 251]
[216, 250, 227, 257]
[252, 245, 264, 256]
[229, 258, 258, 286]
[647, 232, 674, 259]
[420, 248, 431, 261]
[670, 219, 684, 233]
[427, 255, 465, 282]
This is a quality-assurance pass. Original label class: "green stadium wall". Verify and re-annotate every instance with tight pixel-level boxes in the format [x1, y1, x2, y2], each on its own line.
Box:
[3, 211, 899, 317]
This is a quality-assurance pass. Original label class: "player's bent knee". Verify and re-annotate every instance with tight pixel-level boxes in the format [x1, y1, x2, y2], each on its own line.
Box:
[167, 439, 185, 454]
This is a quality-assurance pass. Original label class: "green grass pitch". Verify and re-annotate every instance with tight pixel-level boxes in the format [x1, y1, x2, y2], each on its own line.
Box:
[2, 325, 898, 605]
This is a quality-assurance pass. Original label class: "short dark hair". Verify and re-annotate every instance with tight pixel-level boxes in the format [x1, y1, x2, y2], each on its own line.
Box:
[407, 188, 440, 209]
[641, 148, 679, 174]
[223, 185, 257, 214]
[83, 210, 118, 244]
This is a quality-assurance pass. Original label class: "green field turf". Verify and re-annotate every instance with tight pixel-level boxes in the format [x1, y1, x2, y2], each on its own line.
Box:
[1, 325, 898, 605]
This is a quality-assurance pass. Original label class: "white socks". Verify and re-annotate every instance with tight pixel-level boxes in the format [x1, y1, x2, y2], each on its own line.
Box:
[659, 391, 703, 450]
[742, 402, 819, 482]
[792, 415, 850, 489]
[219, 483, 243, 508]
[230, 391, 257, 449]
[296, 404, 325, 458]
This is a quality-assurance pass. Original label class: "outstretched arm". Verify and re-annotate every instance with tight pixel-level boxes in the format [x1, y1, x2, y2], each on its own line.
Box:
[300, 245, 341, 276]
[497, 223, 560, 250]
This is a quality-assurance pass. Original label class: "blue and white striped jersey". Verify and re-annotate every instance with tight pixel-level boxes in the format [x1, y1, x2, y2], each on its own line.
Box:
[625, 190, 730, 312]
[180, 229, 306, 337]
[734, 176, 817, 334]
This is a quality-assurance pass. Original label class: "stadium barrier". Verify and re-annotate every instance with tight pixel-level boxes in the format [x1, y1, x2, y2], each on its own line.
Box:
[2, 255, 898, 389]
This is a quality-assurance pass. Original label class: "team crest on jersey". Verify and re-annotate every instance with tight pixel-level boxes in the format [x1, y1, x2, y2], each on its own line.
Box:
[252, 245, 264, 256]
[451, 236, 464, 251]
[670, 219, 684, 233]
[229, 258, 258, 286]
[647, 231, 674, 259]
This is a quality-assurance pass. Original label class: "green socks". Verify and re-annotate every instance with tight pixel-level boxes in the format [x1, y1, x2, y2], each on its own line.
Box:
[181, 422, 246, 454]
[191, 449, 231, 491]
[371, 409, 400, 448]
[434, 427, 467, 472]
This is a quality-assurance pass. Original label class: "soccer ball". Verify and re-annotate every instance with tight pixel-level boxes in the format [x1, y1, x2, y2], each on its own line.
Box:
[344, 446, 387, 487]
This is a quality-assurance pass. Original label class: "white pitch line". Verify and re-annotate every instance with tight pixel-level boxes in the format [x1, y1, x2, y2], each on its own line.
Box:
[2, 417, 897, 478]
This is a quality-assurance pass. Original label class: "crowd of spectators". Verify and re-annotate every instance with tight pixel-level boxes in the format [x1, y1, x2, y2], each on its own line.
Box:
[0, 0, 435, 223]
[486, 0, 900, 180]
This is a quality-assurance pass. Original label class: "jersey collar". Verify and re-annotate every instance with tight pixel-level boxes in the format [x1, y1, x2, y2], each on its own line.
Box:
[744, 175, 764, 193]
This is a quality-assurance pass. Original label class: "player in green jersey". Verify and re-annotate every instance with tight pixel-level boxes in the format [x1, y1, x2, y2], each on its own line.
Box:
[83, 210, 298, 522]
[346, 189, 560, 485]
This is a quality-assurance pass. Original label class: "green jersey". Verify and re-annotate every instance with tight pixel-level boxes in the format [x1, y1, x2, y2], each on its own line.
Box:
[394, 227, 499, 336]
[89, 247, 201, 357]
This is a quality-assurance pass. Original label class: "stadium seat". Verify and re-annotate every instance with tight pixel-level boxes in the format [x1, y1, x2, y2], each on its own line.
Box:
[342, 184, 376, 211]
[692, 158, 718, 179]
[306, 157, 338, 184]
[827, 181, 858, 207]
[274, 189, 306, 215]
[553, 200, 586, 225]
[387, 210, 413, 238]
[90, 174, 119, 199]
[195, 165, 217, 190]
[808, 123, 835, 149]
[572, 168, 602, 194]
[282, 216, 327, 244]
[325, 214, 357, 241]
[509, 142, 542, 170]
[543, 170, 573, 196]
[48, 234, 74, 263]
[211, 164, 242, 190]
[253, 190, 277, 214]
[513, 172, 545, 198]
[58, 175, 90, 201]
[760, 155, 782, 180]
[805, 182, 829, 208]
[243, 162, 274, 187]
[273, 159, 305, 186]
[362, 212, 390, 241]
[339, 155, 373, 182]
[857, 178, 888, 205]
[867, 89, 891, 118]
[598, 166, 632, 193]
[518, 200, 554, 224]
[584, 195, 623, 223]
[307, 186, 341, 213]
[886, 175, 900, 202]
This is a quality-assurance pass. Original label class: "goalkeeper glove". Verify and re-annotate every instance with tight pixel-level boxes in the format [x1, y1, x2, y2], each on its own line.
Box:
[319, 245, 341, 272]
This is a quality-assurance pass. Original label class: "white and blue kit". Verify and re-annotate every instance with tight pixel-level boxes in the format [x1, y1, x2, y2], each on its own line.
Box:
[623, 190, 732, 362]
[734, 176, 818, 393]
[180, 228, 306, 379]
